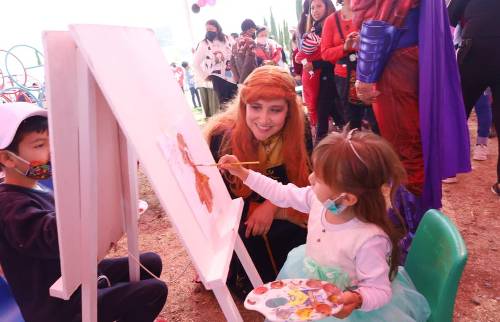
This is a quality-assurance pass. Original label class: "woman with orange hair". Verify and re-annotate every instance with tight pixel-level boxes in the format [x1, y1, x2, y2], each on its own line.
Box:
[204, 65, 313, 296]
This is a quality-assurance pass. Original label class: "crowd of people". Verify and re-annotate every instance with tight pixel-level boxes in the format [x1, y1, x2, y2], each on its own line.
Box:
[0, 0, 498, 321]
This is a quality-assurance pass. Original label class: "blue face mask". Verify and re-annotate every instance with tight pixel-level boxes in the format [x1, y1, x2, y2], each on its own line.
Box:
[323, 193, 347, 215]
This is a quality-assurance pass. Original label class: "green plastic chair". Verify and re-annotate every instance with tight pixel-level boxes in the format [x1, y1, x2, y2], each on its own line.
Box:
[405, 209, 468, 322]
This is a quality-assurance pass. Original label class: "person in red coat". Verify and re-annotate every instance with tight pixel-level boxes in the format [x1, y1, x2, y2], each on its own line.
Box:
[254, 27, 283, 67]
[171, 63, 185, 91]
[295, 32, 322, 127]
[297, 0, 342, 141]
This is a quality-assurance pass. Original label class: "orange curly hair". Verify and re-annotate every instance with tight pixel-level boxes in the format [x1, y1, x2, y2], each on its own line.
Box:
[204, 65, 311, 197]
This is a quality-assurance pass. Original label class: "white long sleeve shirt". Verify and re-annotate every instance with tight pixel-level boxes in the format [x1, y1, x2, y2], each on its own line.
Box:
[244, 170, 393, 311]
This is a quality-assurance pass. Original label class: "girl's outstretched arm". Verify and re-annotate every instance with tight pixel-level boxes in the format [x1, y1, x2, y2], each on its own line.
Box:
[219, 154, 314, 213]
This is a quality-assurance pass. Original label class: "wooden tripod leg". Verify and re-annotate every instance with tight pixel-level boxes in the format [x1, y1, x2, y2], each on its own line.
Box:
[262, 234, 278, 276]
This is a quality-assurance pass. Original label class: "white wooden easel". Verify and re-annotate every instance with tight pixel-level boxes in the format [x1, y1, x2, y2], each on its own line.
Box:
[43, 25, 263, 322]
[44, 32, 141, 319]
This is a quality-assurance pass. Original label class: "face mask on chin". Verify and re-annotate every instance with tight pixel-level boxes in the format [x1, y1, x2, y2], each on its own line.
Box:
[8, 151, 52, 180]
[323, 193, 347, 215]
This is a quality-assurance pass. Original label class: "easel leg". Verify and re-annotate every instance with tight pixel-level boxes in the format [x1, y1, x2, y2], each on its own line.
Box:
[77, 50, 98, 322]
[234, 235, 263, 288]
[118, 133, 140, 282]
[212, 286, 243, 322]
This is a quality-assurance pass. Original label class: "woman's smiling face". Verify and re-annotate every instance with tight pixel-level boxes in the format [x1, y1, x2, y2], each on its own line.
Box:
[245, 98, 288, 141]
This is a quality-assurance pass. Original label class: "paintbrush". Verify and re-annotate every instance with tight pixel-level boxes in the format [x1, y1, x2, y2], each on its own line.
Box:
[194, 161, 260, 167]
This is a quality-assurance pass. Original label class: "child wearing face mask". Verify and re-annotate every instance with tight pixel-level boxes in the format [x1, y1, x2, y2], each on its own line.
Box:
[219, 129, 430, 321]
[254, 26, 283, 67]
[0, 102, 168, 322]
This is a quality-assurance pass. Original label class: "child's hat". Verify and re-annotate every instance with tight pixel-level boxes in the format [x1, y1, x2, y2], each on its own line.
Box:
[0, 102, 48, 149]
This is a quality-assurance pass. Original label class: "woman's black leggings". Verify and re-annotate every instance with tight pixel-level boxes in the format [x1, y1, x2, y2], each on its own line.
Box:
[459, 37, 500, 183]
[316, 72, 345, 142]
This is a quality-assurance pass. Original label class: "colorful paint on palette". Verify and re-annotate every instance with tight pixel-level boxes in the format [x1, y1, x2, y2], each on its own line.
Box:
[244, 278, 344, 321]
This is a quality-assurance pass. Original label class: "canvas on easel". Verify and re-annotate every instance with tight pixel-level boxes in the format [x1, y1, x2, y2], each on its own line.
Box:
[43, 25, 262, 322]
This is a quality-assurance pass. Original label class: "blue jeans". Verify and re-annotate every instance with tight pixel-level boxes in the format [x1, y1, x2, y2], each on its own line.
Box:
[475, 92, 492, 143]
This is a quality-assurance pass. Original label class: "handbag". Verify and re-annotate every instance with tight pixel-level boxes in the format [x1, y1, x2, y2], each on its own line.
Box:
[334, 12, 364, 105]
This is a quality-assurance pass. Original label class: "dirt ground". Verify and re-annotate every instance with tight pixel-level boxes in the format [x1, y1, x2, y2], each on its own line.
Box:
[111, 115, 499, 322]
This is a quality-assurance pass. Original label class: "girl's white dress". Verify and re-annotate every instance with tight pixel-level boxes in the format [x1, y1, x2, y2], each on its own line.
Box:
[244, 170, 431, 321]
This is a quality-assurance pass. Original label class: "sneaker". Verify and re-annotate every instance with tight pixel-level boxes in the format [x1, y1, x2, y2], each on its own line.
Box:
[97, 275, 111, 289]
[472, 144, 488, 161]
[442, 176, 458, 184]
[137, 199, 149, 218]
[492, 183, 500, 196]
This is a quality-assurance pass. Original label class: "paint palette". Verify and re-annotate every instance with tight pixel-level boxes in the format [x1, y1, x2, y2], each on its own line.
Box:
[244, 279, 343, 321]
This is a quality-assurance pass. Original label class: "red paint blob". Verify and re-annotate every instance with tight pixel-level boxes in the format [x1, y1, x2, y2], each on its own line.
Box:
[253, 286, 268, 295]
[315, 303, 332, 315]
[271, 281, 285, 289]
[305, 279, 323, 288]
[322, 283, 341, 295]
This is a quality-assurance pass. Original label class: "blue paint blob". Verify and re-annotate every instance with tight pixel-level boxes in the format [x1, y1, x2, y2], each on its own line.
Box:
[265, 297, 288, 308]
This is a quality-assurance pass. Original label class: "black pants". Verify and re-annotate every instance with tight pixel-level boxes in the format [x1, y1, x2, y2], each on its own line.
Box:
[189, 87, 201, 107]
[210, 75, 238, 105]
[334, 75, 379, 134]
[64, 252, 167, 322]
[459, 37, 500, 182]
[226, 200, 307, 300]
[316, 73, 344, 142]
